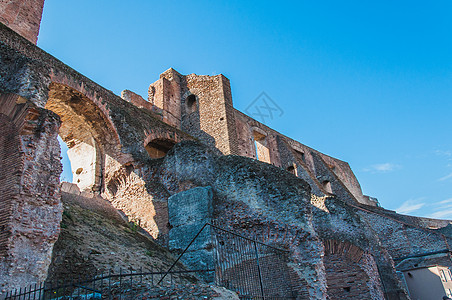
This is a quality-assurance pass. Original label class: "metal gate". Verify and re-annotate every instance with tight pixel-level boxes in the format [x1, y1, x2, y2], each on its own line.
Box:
[211, 224, 295, 299]
[162, 223, 296, 299]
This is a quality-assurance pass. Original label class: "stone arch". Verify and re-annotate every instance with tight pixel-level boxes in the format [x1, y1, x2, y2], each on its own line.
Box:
[323, 239, 380, 299]
[143, 130, 184, 159]
[45, 82, 121, 193]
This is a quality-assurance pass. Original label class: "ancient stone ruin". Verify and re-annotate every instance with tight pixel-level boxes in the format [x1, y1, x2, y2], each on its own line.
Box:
[1, 1, 451, 299]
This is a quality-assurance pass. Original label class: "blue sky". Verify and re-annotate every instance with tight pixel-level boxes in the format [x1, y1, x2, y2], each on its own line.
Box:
[39, 1, 452, 219]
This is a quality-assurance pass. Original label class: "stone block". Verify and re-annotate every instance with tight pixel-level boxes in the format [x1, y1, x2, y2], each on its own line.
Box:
[168, 186, 213, 274]
[168, 186, 213, 250]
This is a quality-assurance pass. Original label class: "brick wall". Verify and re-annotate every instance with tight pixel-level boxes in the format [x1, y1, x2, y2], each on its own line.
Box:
[0, 114, 20, 257]
[146, 69, 239, 155]
[0, 93, 63, 294]
[0, 0, 45, 44]
[323, 239, 385, 299]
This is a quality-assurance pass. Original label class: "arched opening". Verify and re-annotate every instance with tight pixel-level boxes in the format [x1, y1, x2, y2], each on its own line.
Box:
[145, 138, 176, 159]
[45, 83, 119, 193]
[186, 94, 197, 113]
[323, 240, 376, 299]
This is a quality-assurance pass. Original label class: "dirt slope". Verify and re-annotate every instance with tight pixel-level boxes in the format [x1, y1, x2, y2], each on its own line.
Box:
[46, 191, 185, 282]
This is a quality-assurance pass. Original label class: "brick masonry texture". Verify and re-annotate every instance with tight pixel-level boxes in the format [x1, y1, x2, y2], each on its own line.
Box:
[0, 3, 451, 299]
[0, 0, 44, 44]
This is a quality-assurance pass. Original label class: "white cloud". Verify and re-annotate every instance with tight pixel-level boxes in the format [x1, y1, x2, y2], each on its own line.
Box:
[363, 163, 401, 173]
[429, 209, 452, 220]
[438, 198, 452, 205]
[395, 199, 426, 214]
[428, 197, 452, 220]
[439, 172, 452, 182]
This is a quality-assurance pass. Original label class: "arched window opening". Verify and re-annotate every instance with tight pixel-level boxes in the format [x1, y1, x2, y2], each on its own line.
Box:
[323, 240, 375, 299]
[46, 83, 115, 193]
[145, 138, 176, 159]
[186, 94, 197, 113]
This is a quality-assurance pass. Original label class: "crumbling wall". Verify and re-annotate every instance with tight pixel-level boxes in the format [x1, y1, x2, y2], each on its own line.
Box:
[0, 94, 62, 293]
[156, 141, 413, 299]
[233, 109, 366, 205]
[309, 194, 408, 299]
[357, 208, 450, 259]
[159, 141, 327, 298]
[0, 24, 195, 291]
[323, 240, 384, 299]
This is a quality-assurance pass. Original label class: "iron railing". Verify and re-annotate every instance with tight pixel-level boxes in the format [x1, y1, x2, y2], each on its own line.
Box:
[4, 268, 212, 300]
[162, 223, 296, 299]
[6, 223, 296, 299]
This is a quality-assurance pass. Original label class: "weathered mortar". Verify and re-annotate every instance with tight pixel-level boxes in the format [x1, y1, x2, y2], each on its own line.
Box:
[157, 141, 415, 299]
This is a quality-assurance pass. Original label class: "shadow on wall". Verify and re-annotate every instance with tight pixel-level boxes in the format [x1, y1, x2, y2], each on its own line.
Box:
[181, 92, 219, 155]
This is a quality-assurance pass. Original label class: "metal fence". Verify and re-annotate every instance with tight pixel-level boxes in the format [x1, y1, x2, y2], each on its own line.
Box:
[6, 223, 295, 299]
[211, 224, 295, 299]
[162, 223, 296, 299]
[4, 268, 212, 300]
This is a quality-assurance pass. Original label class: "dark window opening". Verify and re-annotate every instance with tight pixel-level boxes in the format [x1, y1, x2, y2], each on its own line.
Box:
[287, 164, 297, 176]
[186, 94, 197, 113]
[107, 180, 118, 196]
[145, 139, 176, 159]
[343, 287, 351, 292]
